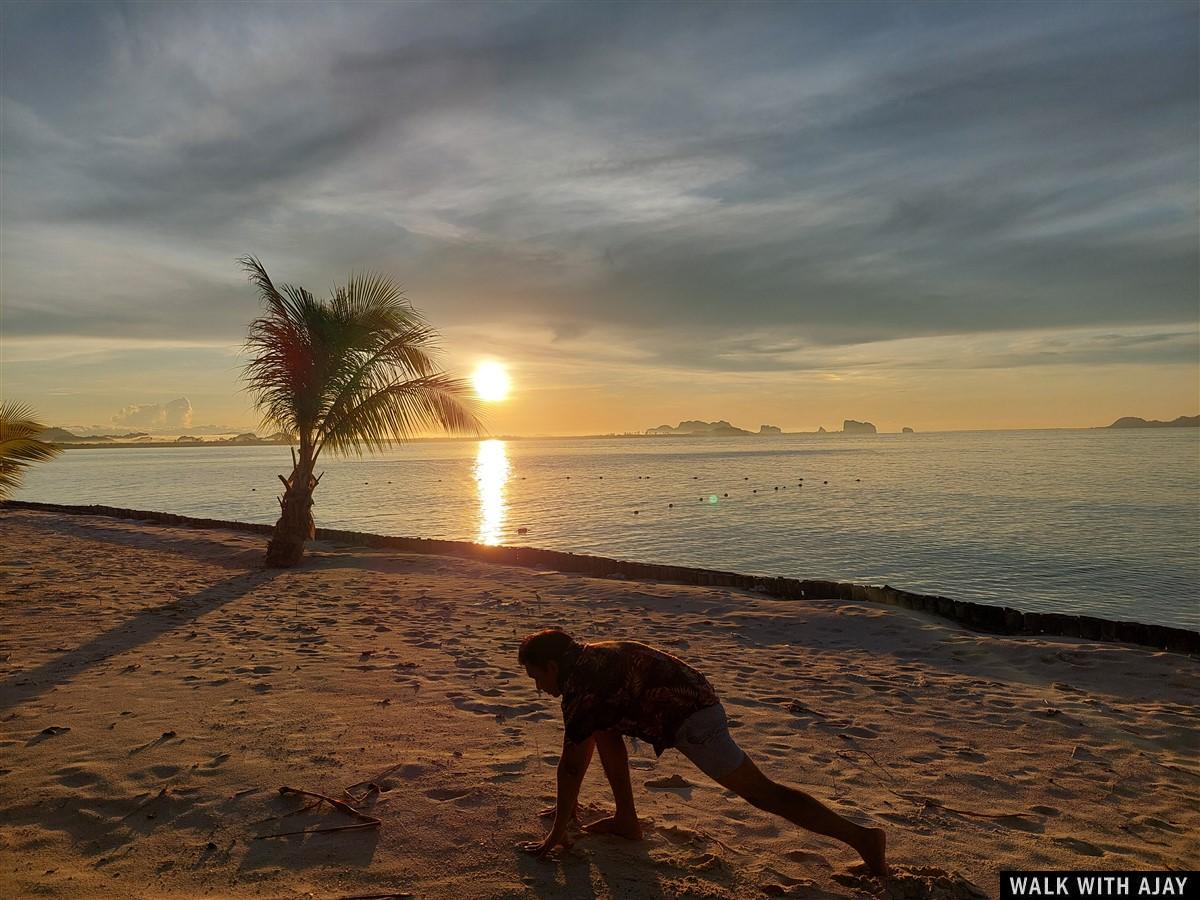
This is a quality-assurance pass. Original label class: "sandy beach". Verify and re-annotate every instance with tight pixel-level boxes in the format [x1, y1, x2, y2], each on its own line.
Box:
[1, 508, 1196, 899]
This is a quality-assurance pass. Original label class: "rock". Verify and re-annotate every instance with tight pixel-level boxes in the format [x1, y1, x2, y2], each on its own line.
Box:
[758, 425, 782, 435]
[842, 419, 877, 434]
[902, 426, 915, 433]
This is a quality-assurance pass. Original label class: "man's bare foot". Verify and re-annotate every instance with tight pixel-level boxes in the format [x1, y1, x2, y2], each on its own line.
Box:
[583, 814, 643, 841]
[856, 827, 888, 876]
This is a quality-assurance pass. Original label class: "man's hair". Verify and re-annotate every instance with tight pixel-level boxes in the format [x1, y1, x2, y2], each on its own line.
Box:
[518, 628, 581, 668]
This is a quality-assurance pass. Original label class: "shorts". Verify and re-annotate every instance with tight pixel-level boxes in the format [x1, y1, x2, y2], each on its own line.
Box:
[672, 702, 746, 781]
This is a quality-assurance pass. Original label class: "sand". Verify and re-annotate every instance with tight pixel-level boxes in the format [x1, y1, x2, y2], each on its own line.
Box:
[1, 508, 1196, 899]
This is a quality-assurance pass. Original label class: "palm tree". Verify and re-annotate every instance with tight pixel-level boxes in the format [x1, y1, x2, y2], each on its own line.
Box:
[0, 402, 63, 501]
[240, 256, 481, 567]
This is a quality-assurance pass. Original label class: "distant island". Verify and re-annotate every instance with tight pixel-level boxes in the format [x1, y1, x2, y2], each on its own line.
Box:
[45, 427, 296, 449]
[647, 420, 756, 436]
[644, 419, 884, 436]
[1106, 416, 1198, 429]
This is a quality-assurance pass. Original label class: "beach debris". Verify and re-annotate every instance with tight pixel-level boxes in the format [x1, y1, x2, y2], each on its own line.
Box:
[786, 700, 826, 718]
[517, 526, 529, 534]
[646, 773, 692, 789]
[254, 786, 381, 839]
[39, 725, 70, 735]
[344, 761, 410, 800]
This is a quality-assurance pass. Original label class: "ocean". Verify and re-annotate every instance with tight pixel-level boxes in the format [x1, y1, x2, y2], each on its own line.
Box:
[15, 429, 1200, 630]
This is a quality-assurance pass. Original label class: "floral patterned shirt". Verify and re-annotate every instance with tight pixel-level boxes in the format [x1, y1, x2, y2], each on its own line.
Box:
[559, 641, 719, 755]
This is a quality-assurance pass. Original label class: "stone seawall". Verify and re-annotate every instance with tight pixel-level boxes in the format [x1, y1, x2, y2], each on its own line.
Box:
[6, 500, 1198, 655]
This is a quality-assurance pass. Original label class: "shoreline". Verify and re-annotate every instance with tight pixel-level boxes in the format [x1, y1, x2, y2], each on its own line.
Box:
[6, 500, 1197, 655]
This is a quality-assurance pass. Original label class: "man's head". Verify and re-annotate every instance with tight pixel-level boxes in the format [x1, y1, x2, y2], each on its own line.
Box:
[518, 628, 581, 697]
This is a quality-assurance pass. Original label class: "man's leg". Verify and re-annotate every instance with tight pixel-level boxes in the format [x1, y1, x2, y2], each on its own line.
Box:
[715, 756, 886, 875]
[582, 729, 643, 840]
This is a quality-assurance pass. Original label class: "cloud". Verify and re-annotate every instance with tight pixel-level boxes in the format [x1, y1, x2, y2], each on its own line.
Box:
[0, 0, 1195, 365]
[111, 397, 193, 430]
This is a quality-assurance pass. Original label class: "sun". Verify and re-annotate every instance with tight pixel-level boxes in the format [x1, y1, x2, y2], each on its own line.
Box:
[472, 361, 511, 402]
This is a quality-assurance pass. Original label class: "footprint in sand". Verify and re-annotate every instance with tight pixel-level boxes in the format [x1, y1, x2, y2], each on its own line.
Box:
[53, 765, 103, 788]
[1053, 836, 1105, 857]
[954, 748, 989, 763]
[655, 823, 702, 846]
[837, 865, 988, 899]
[784, 848, 831, 868]
[425, 787, 474, 802]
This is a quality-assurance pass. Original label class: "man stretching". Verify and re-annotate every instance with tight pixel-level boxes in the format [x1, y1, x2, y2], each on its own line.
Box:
[516, 628, 887, 875]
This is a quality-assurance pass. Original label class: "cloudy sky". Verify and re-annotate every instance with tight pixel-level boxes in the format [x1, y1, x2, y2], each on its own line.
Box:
[2, 0, 1196, 435]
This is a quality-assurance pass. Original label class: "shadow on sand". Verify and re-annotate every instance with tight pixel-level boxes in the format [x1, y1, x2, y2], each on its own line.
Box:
[0, 568, 281, 713]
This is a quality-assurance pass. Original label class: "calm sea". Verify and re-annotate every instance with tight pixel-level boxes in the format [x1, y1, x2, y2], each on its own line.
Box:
[14, 430, 1200, 630]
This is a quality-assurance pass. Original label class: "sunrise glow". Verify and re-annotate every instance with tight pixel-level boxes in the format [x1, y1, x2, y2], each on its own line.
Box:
[472, 362, 511, 402]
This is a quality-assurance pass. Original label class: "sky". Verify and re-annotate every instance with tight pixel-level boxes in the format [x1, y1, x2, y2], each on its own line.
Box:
[2, 0, 1197, 436]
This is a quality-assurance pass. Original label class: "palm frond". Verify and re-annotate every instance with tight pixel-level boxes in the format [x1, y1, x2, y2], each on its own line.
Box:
[239, 258, 483, 456]
[315, 322, 446, 449]
[0, 401, 63, 501]
[318, 373, 481, 457]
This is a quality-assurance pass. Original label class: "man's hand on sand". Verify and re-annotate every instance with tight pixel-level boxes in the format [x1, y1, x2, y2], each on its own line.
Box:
[518, 824, 572, 857]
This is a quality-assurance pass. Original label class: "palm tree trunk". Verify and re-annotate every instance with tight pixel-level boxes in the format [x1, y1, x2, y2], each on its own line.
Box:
[265, 454, 317, 568]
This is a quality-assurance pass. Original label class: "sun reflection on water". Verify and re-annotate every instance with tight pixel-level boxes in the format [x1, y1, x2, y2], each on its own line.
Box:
[474, 439, 510, 545]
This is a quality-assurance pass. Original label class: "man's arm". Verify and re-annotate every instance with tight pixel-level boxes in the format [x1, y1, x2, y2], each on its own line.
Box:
[520, 735, 595, 856]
